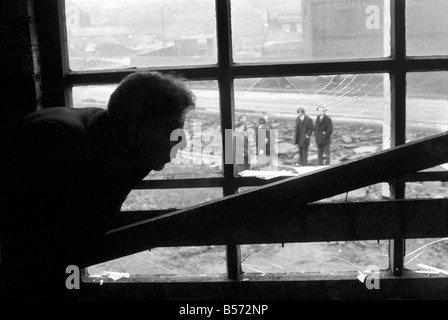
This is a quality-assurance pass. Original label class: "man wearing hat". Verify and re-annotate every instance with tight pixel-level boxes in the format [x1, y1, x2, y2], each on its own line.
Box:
[314, 105, 333, 165]
[294, 107, 314, 166]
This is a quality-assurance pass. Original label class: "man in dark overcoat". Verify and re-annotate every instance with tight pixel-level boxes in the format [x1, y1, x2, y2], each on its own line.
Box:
[314, 105, 333, 165]
[294, 107, 314, 166]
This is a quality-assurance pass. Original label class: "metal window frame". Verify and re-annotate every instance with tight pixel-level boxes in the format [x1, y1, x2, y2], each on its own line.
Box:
[35, 0, 448, 282]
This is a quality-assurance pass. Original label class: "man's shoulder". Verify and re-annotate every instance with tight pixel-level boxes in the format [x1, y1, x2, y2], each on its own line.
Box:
[36, 107, 106, 124]
[3, 107, 108, 150]
[11, 107, 106, 133]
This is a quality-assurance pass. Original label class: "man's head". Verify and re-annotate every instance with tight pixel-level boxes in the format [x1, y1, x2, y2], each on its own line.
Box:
[297, 107, 305, 115]
[107, 72, 196, 170]
[317, 105, 327, 115]
[238, 115, 248, 123]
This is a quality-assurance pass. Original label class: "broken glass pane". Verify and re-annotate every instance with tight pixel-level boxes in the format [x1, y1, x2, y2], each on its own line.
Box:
[405, 238, 448, 274]
[233, 74, 390, 176]
[241, 241, 389, 274]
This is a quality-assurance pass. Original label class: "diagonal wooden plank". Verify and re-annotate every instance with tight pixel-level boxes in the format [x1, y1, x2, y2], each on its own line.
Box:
[88, 198, 448, 268]
[87, 132, 447, 267]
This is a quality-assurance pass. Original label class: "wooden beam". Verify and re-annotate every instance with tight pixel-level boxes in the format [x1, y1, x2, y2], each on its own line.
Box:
[406, 56, 448, 72]
[86, 133, 447, 267]
[395, 171, 448, 183]
[112, 198, 448, 240]
[135, 178, 224, 189]
[63, 57, 448, 87]
[1, 0, 37, 126]
[34, 0, 66, 108]
[90, 198, 448, 267]
[27, 0, 43, 111]
[64, 66, 224, 86]
[63, 59, 395, 86]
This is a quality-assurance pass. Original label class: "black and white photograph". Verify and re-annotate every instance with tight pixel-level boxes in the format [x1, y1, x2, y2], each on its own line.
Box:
[0, 0, 447, 305]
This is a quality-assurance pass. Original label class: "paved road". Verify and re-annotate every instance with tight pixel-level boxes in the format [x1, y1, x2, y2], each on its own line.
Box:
[73, 86, 448, 130]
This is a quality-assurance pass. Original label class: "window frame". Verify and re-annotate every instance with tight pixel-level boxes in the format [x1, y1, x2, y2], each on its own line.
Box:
[35, 0, 448, 285]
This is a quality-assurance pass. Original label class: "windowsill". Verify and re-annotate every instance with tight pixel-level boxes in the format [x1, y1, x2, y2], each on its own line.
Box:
[82, 269, 447, 283]
[80, 270, 448, 300]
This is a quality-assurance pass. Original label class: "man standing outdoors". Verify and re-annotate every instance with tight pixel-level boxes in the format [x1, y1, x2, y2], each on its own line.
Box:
[294, 107, 314, 166]
[314, 105, 333, 165]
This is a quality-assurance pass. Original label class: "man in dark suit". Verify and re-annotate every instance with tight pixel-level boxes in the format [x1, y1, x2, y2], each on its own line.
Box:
[314, 105, 333, 165]
[294, 107, 314, 166]
[255, 117, 271, 165]
[0, 71, 195, 299]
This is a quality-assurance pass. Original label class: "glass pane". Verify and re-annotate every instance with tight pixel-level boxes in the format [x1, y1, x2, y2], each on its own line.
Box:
[406, 72, 448, 142]
[87, 246, 226, 276]
[233, 74, 390, 175]
[316, 184, 386, 203]
[72, 80, 222, 178]
[407, 0, 448, 56]
[242, 241, 389, 274]
[122, 188, 223, 211]
[65, 0, 217, 70]
[72, 84, 116, 109]
[232, 0, 390, 63]
[405, 238, 448, 272]
[405, 181, 448, 200]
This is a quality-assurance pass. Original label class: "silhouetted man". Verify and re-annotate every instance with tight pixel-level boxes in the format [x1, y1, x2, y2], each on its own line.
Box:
[294, 107, 314, 166]
[0, 72, 195, 299]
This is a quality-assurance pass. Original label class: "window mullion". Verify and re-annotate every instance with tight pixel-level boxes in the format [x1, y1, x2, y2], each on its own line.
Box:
[389, 0, 407, 276]
[215, 0, 242, 281]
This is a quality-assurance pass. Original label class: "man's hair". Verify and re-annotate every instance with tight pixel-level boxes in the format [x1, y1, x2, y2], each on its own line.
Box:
[235, 121, 246, 129]
[107, 72, 196, 125]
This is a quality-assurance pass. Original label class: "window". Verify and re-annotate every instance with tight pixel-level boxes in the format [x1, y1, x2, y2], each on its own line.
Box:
[37, 0, 447, 292]
[65, 0, 217, 70]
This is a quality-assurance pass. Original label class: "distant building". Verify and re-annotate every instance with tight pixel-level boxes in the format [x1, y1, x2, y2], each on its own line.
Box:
[131, 35, 216, 67]
[301, 0, 448, 59]
[263, 0, 448, 60]
[300, 0, 385, 60]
